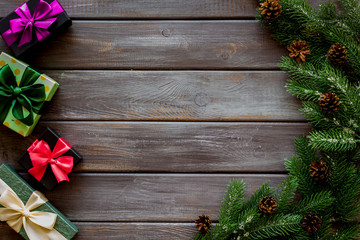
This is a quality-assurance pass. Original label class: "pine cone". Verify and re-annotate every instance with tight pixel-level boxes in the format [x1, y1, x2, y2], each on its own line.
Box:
[319, 91, 340, 114]
[259, 0, 283, 20]
[258, 196, 277, 214]
[309, 160, 330, 181]
[328, 43, 348, 65]
[301, 213, 322, 233]
[287, 40, 311, 63]
[195, 214, 212, 233]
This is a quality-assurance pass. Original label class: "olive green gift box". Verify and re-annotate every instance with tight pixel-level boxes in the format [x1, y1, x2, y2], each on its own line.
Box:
[0, 52, 59, 137]
[0, 164, 78, 239]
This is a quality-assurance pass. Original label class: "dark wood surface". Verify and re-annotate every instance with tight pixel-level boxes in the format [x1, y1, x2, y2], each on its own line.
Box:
[0, 0, 322, 19]
[1, 222, 197, 240]
[0, 0, 258, 19]
[0, 21, 286, 70]
[0, 0, 312, 239]
[0, 122, 309, 173]
[39, 71, 304, 121]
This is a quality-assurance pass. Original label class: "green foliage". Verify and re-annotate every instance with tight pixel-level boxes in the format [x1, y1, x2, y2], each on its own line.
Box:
[193, 178, 335, 240]
[218, 179, 246, 226]
[322, 222, 360, 240]
[285, 137, 325, 196]
[309, 129, 359, 152]
[194, 0, 360, 239]
[246, 214, 303, 239]
[275, 178, 298, 212]
[291, 191, 335, 215]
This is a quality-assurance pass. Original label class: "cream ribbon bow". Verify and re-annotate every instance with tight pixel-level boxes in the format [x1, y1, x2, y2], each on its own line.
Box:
[0, 179, 66, 240]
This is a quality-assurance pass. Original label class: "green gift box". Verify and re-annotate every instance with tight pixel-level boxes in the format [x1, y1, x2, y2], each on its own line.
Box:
[0, 164, 78, 240]
[0, 52, 59, 137]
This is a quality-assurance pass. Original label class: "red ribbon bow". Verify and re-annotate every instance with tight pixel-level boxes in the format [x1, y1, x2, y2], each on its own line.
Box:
[28, 138, 74, 183]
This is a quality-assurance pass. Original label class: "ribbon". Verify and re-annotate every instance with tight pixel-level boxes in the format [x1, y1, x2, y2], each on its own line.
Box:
[0, 64, 45, 126]
[2, 0, 64, 47]
[28, 138, 74, 183]
[0, 179, 67, 240]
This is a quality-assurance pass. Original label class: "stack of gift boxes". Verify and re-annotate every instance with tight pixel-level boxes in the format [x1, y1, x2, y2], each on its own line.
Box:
[0, 0, 81, 239]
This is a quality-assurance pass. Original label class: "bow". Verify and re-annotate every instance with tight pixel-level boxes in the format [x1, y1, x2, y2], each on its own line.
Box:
[0, 64, 45, 126]
[2, 0, 64, 47]
[0, 179, 66, 240]
[28, 138, 74, 183]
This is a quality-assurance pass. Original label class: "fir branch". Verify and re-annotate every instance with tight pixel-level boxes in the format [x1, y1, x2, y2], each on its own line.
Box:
[218, 179, 246, 226]
[291, 191, 335, 215]
[338, 0, 360, 36]
[241, 182, 274, 214]
[300, 101, 336, 129]
[275, 177, 298, 213]
[286, 81, 323, 101]
[195, 1, 360, 239]
[327, 156, 360, 221]
[246, 214, 302, 239]
[324, 66, 360, 117]
[300, 102, 359, 135]
[285, 155, 325, 197]
[308, 129, 359, 151]
[321, 222, 360, 240]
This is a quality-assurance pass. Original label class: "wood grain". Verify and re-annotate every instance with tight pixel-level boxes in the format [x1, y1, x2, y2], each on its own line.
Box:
[0, 0, 319, 238]
[0, 0, 323, 19]
[0, 21, 286, 70]
[1, 222, 196, 240]
[74, 223, 196, 240]
[18, 173, 285, 221]
[38, 70, 303, 121]
[0, 122, 309, 173]
[0, 0, 256, 19]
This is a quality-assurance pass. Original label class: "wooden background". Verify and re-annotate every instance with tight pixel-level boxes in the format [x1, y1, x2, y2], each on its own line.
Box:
[0, 0, 319, 239]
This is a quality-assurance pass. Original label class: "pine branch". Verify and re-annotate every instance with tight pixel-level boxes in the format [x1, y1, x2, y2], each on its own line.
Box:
[246, 214, 302, 239]
[308, 129, 359, 151]
[327, 155, 360, 221]
[195, 1, 360, 239]
[300, 102, 359, 136]
[291, 191, 335, 215]
[241, 182, 274, 214]
[338, 0, 360, 36]
[218, 179, 246, 226]
[285, 138, 324, 196]
[275, 177, 298, 213]
[321, 222, 360, 240]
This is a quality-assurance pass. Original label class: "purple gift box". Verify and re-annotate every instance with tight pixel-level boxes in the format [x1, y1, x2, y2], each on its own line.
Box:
[0, 0, 72, 57]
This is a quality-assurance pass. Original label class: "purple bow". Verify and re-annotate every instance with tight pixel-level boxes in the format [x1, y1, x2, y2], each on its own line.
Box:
[2, 0, 64, 47]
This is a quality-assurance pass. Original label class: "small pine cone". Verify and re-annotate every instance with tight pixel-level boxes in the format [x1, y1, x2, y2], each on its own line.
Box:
[301, 213, 322, 233]
[309, 160, 330, 181]
[195, 214, 212, 233]
[258, 196, 277, 214]
[287, 40, 311, 63]
[319, 91, 340, 114]
[328, 43, 348, 65]
[259, 0, 283, 20]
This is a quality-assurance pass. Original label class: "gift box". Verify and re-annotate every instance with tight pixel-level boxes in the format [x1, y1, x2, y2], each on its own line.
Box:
[18, 127, 82, 191]
[0, 164, 78, 240]
[0, 52, 59, 137]
[0, 0, 72, 57]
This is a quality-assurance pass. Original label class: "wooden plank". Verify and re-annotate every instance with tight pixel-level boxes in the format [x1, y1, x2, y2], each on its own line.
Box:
[0, 21, 286, 70]
[1, 122, 309, 173]
[0, 224, 22, 240]
[0, 0, 323, 19]
[1, 222, 196, 240]
[18, 173, 285, 221]
[38, 70, 303, 121]
[0, 0, 255, 19]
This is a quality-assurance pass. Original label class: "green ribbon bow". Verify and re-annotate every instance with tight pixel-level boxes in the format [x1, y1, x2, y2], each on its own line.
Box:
[0, 65, 45, 126]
